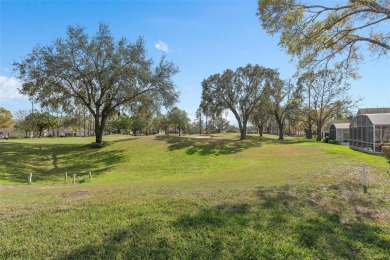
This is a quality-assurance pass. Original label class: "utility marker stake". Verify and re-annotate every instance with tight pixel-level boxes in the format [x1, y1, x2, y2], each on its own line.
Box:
[65, 172, 68, 180]
[89, 172, 92, 179]
[362, 162, 367, 193]
[28, 173, 32, 185]
[72, 174, 76, 184]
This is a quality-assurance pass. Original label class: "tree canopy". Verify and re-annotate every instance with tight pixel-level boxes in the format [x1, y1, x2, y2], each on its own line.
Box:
[268, 80, 303, 140]
[201, 64, 278, 140]
[258, 0, 390, 77]
[0, 107, 14, 129]
[298, 69, 359, 141]
[14, 23, 179, 144]
[168, 107, 189, 136]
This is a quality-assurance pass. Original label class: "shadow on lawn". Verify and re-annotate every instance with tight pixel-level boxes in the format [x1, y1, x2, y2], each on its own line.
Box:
[61, 203, 253, 260]
[62, 185, 389, 259]
[155, 135, 266, 156]
[0, 141, 126, 184]
[254, 185, 390, 257]
[60, 220, 174, 259]
[155, 134, 316, 156]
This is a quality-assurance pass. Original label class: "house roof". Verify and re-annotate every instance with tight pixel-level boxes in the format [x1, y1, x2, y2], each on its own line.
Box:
[365, 113, 390, 125]
[331, 123, 350, 129]
[324, 119, 350, 130]
[357, 108, 390, 115]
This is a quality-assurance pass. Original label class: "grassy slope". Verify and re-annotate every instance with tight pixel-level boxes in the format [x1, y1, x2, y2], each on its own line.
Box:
[1, 134, 389, 259]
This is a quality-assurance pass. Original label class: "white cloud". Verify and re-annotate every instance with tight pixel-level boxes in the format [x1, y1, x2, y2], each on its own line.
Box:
[0, 76, 24, 99]
[155, 40, 169, 53]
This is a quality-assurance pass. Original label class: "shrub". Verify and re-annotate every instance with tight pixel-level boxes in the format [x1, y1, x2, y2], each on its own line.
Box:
[329, 139, 341, 145]
[323, 138, 340, 145]
[89, 142, 106, 149]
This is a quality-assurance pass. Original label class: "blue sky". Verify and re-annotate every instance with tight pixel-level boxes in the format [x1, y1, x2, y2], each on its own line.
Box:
[0, 0, 389, 123]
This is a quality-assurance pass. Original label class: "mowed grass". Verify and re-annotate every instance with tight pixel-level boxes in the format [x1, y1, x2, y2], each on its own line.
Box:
[1, 134, 389, 259]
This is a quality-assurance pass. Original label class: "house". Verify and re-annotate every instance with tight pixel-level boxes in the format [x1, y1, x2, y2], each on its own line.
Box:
[349, 111, 390, 154]
[329, 123, 350, 144]
[0, 127, 26, 138]
[321, 119, 350, 140]
[357, 108, 390, 115]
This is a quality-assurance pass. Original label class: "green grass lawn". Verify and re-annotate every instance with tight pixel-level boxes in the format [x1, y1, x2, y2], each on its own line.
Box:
[1, 134, 389, 259]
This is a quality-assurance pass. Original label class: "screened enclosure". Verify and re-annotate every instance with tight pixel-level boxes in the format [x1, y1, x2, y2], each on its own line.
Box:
[349, 113, 390, 153]
[329, 123, 350, 143]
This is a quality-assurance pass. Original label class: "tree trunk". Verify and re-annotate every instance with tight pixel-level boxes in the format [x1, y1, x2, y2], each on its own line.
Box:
[240, 120, 247, 140]
[306, 121, 313, 139]
[57, 113, 60, 137]
[95, 127, 103, 143]
[94, 113, 103, 144]
[275, 116, 284, 140]
[316, 125, 322, 141]
[278, 123, 284, 140]
[257, 123, 263, 137]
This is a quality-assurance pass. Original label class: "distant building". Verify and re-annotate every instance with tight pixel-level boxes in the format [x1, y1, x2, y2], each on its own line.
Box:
[0, 126, 95, 138]
[0, 127, 25, 138]
[322, 119, 350, 141]
[357, 108, 390, 115]
[329, 123, 350, 144]
[349, 109, 390, 154]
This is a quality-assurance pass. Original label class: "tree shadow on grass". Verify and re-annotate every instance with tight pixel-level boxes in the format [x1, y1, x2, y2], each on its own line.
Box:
[60, 203, 252, 259]
[155, 134, 319, 156]
[155, 135, 265, 156]
[59, 184, 389, 259]
[60, 220, 178, 260]
[255, 185, 390, 258]
[103, 136, 139, 145]
[248, 134, 318, 145]
[0, 141, 126, 184]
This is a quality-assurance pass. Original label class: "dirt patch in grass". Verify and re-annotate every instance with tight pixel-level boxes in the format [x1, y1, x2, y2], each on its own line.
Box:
[66, 190, 90, 197]
[0, 184, 66, 190]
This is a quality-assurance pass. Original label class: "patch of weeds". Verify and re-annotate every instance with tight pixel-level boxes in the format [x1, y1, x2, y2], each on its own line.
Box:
[89, 142, 106, 149]
[78, 177, 93, 183]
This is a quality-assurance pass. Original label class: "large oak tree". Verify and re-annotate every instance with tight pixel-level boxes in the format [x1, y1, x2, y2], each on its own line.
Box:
[201, 64, 277, 140]
[258, 0, 390, 77]
[14, 23, 179, 144]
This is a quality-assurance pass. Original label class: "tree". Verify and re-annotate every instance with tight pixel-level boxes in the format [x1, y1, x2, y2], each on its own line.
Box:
[130, 96, 156, 135]
[107, 113, 132, 134]
[200, 96, 219, 135]
[195, 107, 203, 134]
[268, 79, 303, 140]
[213, 115, 230, 133]
[62, 115, 79, 137]
[34, 112, 57, 137]
[298, 69, 359, 141]
[0, 107, 14, 128]
[14, 23, 179, 144]
[168, 107, 189, 136]
[14, 110, 34, 137]
[297, 71, 317, 139]
[249, 98, 272, 137]
[201, 64, 277, 140]
[258, 0, 390, 77]
[154, 114, 170, 135]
